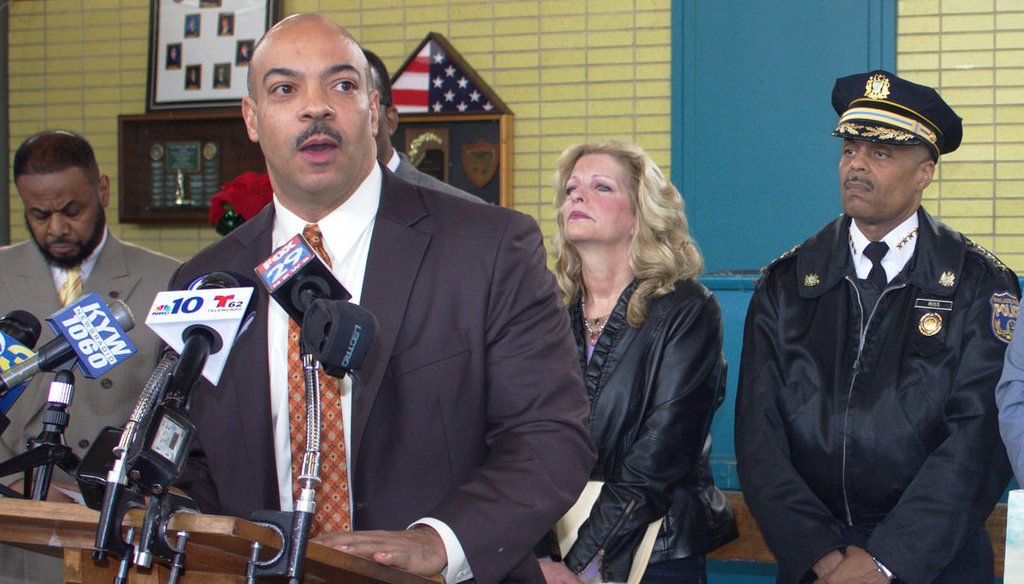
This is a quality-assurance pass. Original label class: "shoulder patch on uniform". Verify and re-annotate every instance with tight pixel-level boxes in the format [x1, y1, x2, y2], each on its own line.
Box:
[760, 243, 802, 278]
[966, 238, 1009, 272]
[991, 291, 1020, 344]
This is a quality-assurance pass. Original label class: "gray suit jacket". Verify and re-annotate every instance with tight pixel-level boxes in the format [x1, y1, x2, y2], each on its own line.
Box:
[395, 152, 486, 203]
[0, 234, 179, 584]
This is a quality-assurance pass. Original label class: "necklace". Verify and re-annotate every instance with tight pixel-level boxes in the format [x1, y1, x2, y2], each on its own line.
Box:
[581, 297, 609, 345]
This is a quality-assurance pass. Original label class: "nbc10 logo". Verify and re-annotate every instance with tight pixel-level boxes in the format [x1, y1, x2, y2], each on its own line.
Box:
[151, 294, 244, 316]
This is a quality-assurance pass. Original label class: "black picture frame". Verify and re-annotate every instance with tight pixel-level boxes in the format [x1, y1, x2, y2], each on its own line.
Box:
[147, 0, 276, 111]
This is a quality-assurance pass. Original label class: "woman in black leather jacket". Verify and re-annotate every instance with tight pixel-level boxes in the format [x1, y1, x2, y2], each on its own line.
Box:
[538, 140, 737, 584]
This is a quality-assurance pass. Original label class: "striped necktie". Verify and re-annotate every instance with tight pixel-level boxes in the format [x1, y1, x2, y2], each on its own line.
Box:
[58, 266, 84, 307]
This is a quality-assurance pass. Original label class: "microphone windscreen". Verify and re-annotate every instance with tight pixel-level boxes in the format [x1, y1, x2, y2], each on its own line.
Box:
[301, 299, 377, 377]
[0, 310, 42, 349]
[188, 271, 257, 290]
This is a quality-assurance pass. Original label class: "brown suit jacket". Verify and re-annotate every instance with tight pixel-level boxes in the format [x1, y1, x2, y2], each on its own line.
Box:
[171, 167, 594, 583]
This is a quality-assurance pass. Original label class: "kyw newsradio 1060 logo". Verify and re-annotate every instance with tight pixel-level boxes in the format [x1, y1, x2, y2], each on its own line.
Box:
[48, 293, 136, 379]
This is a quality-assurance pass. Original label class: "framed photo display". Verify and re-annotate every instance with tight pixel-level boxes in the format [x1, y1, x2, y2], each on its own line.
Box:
[147, 0, 276, 110]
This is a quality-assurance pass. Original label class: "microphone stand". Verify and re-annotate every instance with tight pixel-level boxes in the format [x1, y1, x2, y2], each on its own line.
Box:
[94, 353, 178, 562]
[130, 343, 210, 579]
[0, 369, 81, 500]
[249, 346, 323, 584]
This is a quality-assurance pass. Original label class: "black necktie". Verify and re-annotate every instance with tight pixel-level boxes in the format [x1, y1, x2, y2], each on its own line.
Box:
[864, 241, 890, 290]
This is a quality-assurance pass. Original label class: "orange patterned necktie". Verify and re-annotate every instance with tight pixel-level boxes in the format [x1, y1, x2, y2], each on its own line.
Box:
[287, 223, 351, 535]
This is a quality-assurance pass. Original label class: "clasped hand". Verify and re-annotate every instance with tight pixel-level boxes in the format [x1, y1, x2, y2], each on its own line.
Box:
[813, 546, 891, 584]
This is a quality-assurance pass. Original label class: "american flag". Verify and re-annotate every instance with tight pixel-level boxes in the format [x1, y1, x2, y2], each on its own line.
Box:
[392, 40, 495, 114]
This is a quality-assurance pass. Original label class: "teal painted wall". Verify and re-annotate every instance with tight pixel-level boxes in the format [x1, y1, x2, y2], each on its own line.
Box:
[673, 0, 896, 274]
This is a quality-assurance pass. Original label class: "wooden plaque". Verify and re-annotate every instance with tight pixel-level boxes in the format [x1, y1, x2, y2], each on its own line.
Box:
[118, 110, 265, 223]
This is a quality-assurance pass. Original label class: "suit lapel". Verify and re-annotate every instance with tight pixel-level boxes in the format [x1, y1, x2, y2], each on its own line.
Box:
[351, 170, 431, 469]
[225, 207, 277, 492]
[87, 235, 143, 306]
[0, 242, 60, 320]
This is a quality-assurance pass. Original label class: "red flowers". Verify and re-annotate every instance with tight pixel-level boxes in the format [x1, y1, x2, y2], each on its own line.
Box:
[209, 171, 273, 235]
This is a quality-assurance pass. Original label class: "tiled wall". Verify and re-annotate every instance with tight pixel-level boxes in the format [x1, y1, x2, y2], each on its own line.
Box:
[6, 0, 672, 260]
[898, 0, 1024, 269]
[9, 1, 1023, 271]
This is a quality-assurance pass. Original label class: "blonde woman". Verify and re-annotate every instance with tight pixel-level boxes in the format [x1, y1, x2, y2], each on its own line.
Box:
[538, 141, 736, 583]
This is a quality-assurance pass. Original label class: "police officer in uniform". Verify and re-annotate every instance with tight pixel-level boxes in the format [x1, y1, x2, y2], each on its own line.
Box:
[735, 70, 1020, 584]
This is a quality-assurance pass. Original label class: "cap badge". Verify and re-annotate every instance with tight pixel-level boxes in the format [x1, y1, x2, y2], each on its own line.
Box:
[804, 273, 820, 287]
[864, 73, 891, 100]
[919, 312, 943, 336]
[939, 271, 956, 287]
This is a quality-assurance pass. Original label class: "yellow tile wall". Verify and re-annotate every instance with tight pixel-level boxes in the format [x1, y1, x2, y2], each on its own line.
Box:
[898, 0, 1024, 271]
[16, 2, 1020, 271]
[307, 0, 672, 245]
[6, 0, 673, 259]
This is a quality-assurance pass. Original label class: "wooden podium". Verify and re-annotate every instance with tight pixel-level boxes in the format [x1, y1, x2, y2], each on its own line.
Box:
[0, 499, 435, 583]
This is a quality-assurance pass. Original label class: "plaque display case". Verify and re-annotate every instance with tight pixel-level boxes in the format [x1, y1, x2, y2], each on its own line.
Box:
[118, 110, 265, 223]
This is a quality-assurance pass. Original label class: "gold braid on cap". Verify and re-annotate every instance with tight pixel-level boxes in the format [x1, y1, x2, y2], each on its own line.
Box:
[835, 122, 921, 143]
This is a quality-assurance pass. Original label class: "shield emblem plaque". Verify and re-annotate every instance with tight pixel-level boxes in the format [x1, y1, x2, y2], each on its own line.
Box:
[462, 140, 499, 189]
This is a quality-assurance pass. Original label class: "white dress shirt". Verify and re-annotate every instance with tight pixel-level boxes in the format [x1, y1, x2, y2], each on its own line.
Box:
[385, 149, 401, 173]
[849, 213, 919, 284]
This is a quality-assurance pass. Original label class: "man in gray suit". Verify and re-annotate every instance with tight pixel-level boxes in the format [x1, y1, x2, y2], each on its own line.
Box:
[0, 130, 180, 584]
[364, 49, 485, 203]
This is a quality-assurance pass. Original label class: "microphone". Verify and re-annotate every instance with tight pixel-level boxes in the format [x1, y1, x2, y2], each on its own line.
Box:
[0, 310, 42, 348]
[247, 240, 353, 584]
[0, 310, 43, 414]
[0, 294, 135, 396]
[269, 301, 375, 582]
[0, 310, 42, 433]
[88, 348, 179, 560]
[301, 298, 378, 377]
[145, 273, 256, 386]
[255, 232, 350, 324]
[131, 272, 257, 495]
[118, 273, 257, 574]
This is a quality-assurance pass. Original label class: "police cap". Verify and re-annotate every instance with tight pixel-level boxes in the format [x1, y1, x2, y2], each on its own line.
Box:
[832, 70, 962, 161]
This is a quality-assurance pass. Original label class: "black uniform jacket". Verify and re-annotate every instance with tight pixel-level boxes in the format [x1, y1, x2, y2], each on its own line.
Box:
[563, 279, 737, 580]
[736, 208, 1019, 584]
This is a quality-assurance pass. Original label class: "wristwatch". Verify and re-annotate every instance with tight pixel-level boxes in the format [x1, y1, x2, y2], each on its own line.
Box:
[872, 556, 895, 581]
